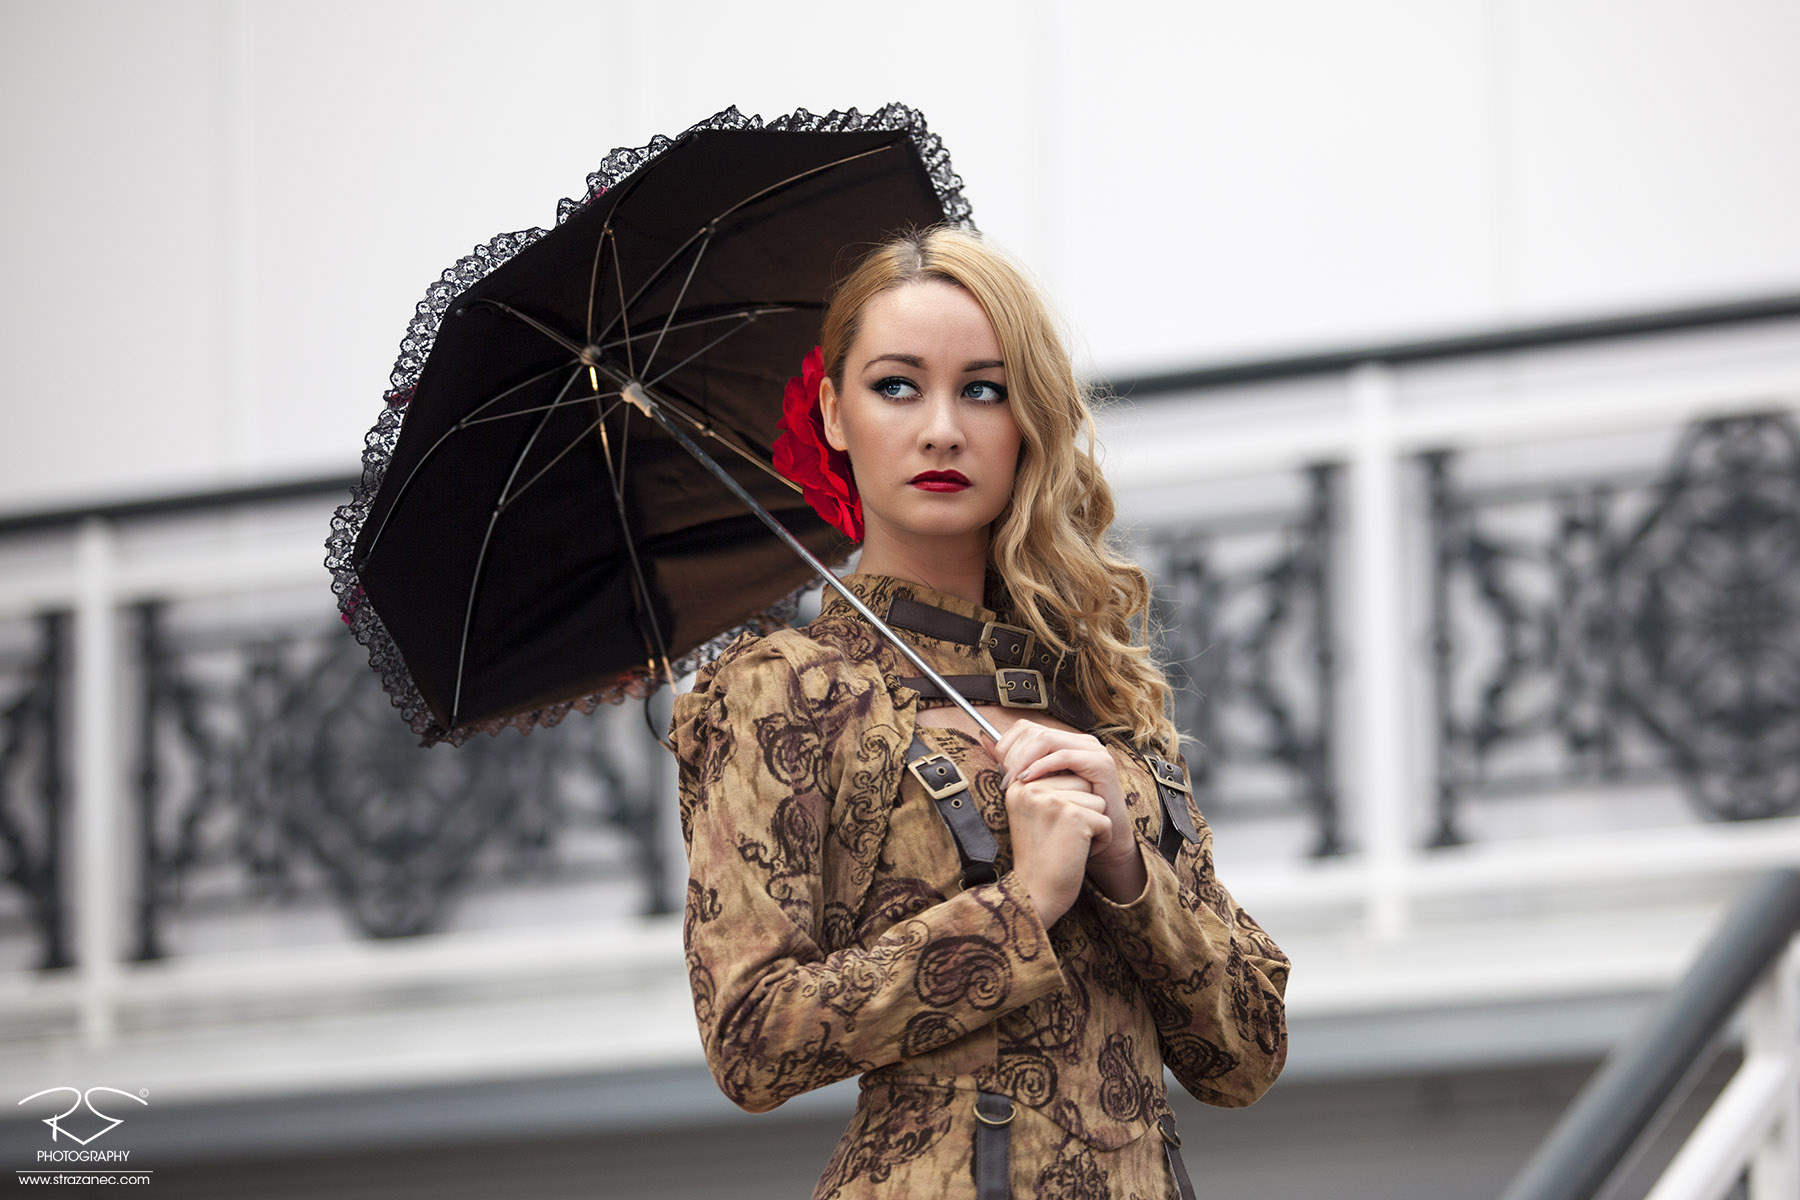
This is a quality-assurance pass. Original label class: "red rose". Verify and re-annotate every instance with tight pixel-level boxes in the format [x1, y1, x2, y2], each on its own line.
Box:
[772, 345, 863, 541]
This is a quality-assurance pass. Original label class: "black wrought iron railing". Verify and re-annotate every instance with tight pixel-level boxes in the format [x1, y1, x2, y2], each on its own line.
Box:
[0, 291, 1796, 970]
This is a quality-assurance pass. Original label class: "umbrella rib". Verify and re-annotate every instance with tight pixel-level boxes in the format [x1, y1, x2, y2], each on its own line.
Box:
[639, 225, 714, 379]
[617, 399, 632, 490]
[499, 400, 625, 510]
[450, 508, 504, 728]
[608, 224, 636, 378]
[450, 384, 575, 727]
[599, 141, 902, 347]
[708, 141, 903, 238]
[597, 304, 798, 353]
[642, 308, 755, 392]
[586, 224, 611, 346]
[494, 368, 591, 512]
[454, 360, 582, 425]
[462, 299, 585, 358]
[458, 394, 599, 428]
[595, 415, 677, 697]
[652, 392, 802, 494]
[358, 363, 583, 562]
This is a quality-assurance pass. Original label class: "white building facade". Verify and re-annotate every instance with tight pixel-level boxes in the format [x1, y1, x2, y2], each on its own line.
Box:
[2, 2, 1798, 1196]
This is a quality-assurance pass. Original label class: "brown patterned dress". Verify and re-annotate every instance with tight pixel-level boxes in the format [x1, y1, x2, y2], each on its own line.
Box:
[672, 574, 1289, 1199]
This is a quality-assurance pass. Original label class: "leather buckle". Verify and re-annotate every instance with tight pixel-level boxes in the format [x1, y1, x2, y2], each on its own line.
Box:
[980, 620, 1034, 668]
[995, 668, 1047, 710]
[907, 752, 967, 801]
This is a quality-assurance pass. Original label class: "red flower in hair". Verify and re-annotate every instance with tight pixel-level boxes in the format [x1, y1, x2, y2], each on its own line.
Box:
[773, 345, 863, 541]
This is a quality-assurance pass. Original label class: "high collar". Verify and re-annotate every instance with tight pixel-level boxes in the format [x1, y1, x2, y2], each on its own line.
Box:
[822, 573, 1000, 625]
[817, 573, 1006, 679]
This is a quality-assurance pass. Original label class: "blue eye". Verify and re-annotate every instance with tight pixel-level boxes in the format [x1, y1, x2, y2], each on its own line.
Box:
[964, 380, 1008, 404]
[873, 376, 919, 399]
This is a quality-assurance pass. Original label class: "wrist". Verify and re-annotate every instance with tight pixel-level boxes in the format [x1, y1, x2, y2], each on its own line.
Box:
[1086, 841, 1148, 905]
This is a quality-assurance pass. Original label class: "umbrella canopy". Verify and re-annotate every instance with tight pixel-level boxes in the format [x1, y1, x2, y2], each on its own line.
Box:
[326, 105, 973, 744]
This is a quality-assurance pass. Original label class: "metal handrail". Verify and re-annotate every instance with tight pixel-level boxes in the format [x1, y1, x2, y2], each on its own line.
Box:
[1497, 869, 1800, 1200]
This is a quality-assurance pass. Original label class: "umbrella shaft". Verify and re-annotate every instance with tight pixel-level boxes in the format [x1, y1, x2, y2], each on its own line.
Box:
[626, 382, 1002, 743]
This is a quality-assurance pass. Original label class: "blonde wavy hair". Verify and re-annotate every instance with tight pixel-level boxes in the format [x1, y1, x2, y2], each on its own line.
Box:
[820, 228, 1177, 752]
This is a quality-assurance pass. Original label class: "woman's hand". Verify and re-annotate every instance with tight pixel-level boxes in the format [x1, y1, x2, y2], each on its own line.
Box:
[991, 719, 1147, 923]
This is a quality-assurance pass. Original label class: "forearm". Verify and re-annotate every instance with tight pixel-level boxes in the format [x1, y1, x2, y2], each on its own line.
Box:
[1087, 840, 1289, 1106]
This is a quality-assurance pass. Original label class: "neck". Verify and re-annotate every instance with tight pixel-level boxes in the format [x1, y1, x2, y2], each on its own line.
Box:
[854, 534, 991, 608]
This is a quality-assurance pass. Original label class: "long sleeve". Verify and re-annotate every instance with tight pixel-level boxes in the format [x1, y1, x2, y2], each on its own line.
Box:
[1086, 767, 1290, 1108]
[674, 634, 1067, 1113]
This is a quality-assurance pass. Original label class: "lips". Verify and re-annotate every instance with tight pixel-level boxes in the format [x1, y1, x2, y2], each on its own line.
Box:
[908, 470, 970, 492]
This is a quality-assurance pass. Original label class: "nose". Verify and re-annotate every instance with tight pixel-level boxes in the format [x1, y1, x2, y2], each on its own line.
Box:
[919, 390, 963, 453]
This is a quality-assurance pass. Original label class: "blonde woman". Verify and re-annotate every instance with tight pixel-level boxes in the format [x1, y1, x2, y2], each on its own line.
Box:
[673, 228, 1288, 1200]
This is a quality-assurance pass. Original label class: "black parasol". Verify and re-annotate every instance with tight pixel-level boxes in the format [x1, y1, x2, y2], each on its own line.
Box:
[326, 105, 995, 745]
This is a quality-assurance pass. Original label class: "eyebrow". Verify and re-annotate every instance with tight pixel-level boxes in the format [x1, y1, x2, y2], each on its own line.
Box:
[862, 354, 1006, 372]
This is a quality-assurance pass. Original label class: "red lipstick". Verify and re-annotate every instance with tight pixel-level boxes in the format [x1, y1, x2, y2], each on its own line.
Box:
[909, 470, 970, 493]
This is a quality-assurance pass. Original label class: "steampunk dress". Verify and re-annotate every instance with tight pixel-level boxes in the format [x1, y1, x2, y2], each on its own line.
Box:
[672, 574, 1289, 1200]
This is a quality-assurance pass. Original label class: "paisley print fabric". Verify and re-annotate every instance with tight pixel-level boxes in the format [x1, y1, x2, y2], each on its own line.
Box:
[672, 575, 1289, 1198]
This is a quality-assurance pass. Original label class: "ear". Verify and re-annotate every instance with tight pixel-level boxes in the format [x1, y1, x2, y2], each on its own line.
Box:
[819, 377, 849, 452]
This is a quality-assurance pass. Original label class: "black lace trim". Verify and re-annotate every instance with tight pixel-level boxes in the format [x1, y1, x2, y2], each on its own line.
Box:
[324, 103, 971, 745]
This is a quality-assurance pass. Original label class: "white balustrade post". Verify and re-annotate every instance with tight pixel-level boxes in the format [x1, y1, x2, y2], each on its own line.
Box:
[1748, 936, 1800, 1200]
[74, 517, 121, 1045]
[1348, 362, 1412, 940]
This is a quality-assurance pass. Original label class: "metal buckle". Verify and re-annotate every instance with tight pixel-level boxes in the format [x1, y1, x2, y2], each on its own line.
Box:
[995, 668, 1047, 710]
[975, 1096, 1016, 1126]
[1157, 1114, 1182, 1147]
[1146, 753, 1192, 794]
[907, 752, 968, 801]
[979, 620, 1034, 668]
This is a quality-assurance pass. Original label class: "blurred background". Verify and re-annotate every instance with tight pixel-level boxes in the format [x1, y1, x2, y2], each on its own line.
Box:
[2, 1, 1798, 1196]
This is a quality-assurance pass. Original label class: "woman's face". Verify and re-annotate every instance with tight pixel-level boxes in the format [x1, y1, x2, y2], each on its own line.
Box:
[820, 280, 1022, 558]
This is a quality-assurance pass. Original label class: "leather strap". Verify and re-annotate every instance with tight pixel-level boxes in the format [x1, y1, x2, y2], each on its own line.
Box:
[905, 736, 998, 887]
[898, 672, 1100, 733]
[887, 597, 1066, 675]
[974, 1091, 1014, 1199]
[1140, 751, 1201, 865]
[902, 677, 1202, 868]
[1159, 1114, 1198, 1200]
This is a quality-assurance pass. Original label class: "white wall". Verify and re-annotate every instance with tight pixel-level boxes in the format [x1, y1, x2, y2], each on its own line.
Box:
[3, 0, 1798, 512]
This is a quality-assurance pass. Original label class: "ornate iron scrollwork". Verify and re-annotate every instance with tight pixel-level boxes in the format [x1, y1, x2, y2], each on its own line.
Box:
[1146, 464, 1343, 857]
[1428, 412, 1800, 843]
[135, 602, 668, 958]
[0, 612, 70, 969]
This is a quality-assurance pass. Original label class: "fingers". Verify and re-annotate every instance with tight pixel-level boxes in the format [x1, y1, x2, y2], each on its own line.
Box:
[1004, 746, 1111, 790]
[1008, 778, 1105, 812]
[1004, 778, 1111, 839]
[995, 717, 1067, 763]
[996, 719, 1103, 776]
[1004, 772, 1115, 925]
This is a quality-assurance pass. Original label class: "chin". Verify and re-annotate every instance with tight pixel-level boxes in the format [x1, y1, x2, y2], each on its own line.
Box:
[867, 516, 992, 548]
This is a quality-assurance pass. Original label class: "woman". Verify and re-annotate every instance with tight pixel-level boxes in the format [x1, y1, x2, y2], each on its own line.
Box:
[672, 228, 1288, 1200]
